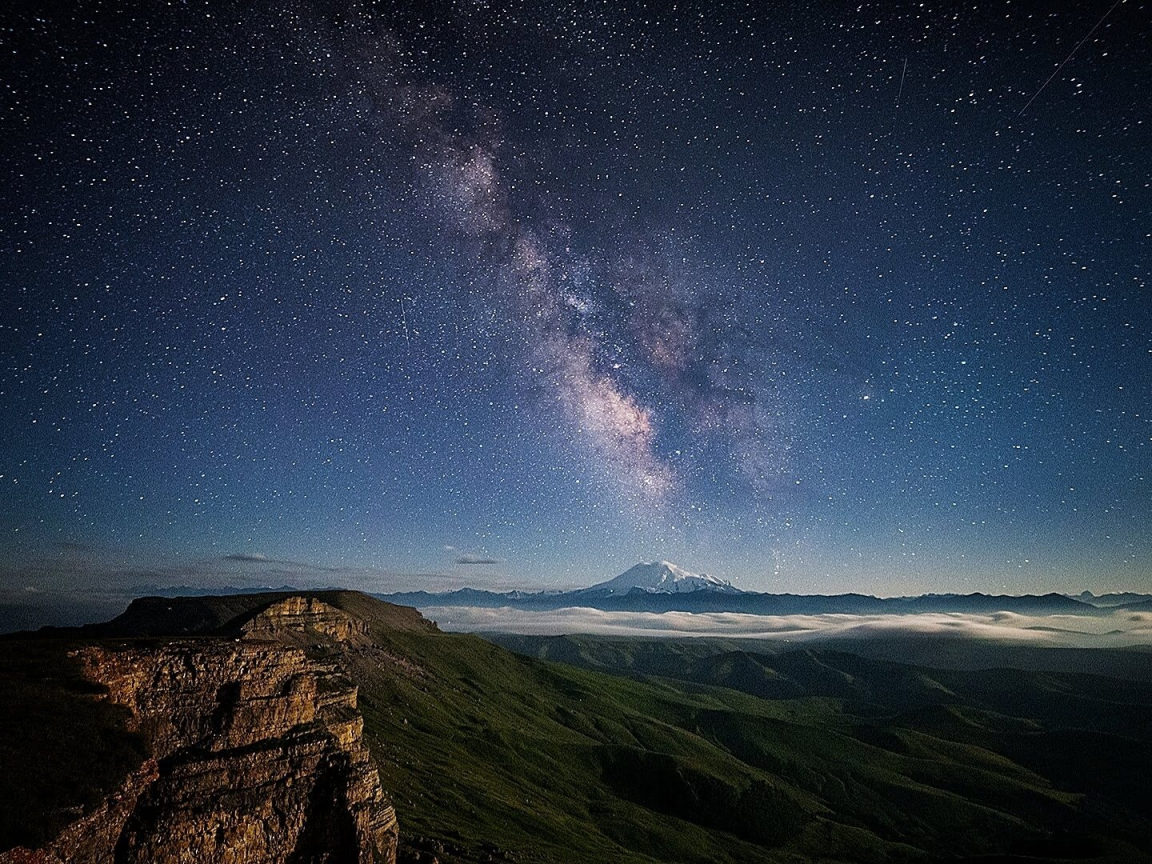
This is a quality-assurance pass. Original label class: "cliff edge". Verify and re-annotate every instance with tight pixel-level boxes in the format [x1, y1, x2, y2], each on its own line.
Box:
[1, 593, 409, 864]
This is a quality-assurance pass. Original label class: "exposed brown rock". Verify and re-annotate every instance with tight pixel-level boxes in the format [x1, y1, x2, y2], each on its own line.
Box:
[241, 596, 373, 645]
[87, 590, 437, 640]
[1, 599, 398, 864]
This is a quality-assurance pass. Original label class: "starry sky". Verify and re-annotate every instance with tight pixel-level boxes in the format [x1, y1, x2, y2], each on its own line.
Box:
[1, 0, 1148, 595]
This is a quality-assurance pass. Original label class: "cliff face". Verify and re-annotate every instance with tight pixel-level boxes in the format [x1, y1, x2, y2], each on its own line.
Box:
[240, 595, 373, 645]
[2, 598, 398, 864]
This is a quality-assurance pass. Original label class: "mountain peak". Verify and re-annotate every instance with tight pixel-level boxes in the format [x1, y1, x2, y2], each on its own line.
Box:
[579, 561, 740, 595]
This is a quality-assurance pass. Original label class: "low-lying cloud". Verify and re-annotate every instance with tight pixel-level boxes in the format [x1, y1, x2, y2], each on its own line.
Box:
[423, 605, 1152, 648]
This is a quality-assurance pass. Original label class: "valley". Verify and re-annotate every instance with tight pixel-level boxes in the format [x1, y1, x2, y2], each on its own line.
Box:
[3, 591, 1151, 862]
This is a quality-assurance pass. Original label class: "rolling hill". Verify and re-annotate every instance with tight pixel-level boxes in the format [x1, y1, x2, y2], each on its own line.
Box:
[3, 591, 1150, 863]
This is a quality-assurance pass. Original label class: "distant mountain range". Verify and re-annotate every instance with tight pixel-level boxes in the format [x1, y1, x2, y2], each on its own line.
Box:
[570, 560, 740, 596]
[1071, 590, 1152, 608]
[121, 563, 1151, 619]
[380, 560, 1108, 616]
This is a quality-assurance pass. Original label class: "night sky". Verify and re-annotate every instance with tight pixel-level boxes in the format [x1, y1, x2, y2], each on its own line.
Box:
[1, 0, 1148, 595]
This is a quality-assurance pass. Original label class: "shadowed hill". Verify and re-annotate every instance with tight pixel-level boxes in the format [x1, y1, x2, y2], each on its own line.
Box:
[491, 634, 1152, 740]
[83, 589, 436, 640]
[5, 594, 1152, 863]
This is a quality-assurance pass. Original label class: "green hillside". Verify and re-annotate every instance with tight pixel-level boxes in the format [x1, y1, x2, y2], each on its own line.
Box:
[346, 611, 1152, 862]
[3, 592, 1151, 863]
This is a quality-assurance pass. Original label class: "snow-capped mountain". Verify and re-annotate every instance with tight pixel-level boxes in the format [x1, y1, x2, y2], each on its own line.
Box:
[576, 561, 740, 595]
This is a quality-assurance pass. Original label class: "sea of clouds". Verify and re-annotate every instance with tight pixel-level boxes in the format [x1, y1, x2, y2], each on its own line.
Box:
[424, 605, 1152, 648]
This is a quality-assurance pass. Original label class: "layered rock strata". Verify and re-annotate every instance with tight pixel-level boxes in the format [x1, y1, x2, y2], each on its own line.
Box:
[240, 595, 373, 645]
[2, 599, 398, 864]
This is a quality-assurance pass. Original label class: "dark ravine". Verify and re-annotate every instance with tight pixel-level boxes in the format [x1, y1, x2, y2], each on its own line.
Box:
[1, 595, 402, 864]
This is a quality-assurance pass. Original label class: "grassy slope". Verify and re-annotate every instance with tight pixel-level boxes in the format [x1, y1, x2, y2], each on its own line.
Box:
[481, 633, 1152, 861]
[488, 632, 1152, 684]
[352, 624, 1152, 863]
[355, 629, 910, 863]
[4, 593, 1150, 863]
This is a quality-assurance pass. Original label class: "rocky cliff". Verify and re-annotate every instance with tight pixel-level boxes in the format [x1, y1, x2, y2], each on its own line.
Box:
[1, 596, 400, 864]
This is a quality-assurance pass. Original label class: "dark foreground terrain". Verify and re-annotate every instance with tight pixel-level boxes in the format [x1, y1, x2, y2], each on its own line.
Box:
[2, 591, 1150, 863]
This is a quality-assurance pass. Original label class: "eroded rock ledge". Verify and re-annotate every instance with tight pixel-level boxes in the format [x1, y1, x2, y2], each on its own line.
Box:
[2, 598, 399, 864]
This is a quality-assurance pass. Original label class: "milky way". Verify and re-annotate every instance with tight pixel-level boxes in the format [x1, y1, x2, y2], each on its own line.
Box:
[1, 0, 1148, 593]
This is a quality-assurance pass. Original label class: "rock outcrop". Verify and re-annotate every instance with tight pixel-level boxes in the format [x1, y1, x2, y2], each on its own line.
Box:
[240, 595, 373, 645]
[2, 598, 399, 864]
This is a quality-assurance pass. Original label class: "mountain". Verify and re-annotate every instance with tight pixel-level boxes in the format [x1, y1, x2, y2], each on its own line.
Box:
[490, 633, 1152, 735]
[1074, 591, 1152, 607]
[377, 561, 743, 611]
[379, 568, 1097, 615]
[5, 590, 1152, 863]
[378, 587, 546, 610]
[574, 560, 741, 595]
[1, 592, 406, 863]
